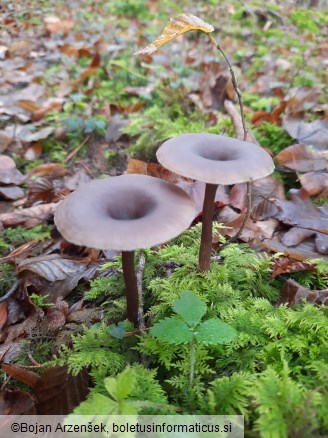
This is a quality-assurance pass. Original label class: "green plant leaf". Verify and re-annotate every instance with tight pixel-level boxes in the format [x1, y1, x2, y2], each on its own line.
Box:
[73, 393, 116, 415]
[172, 291, 207, 327]
[104, 376, 117, 400]
[195, 318, 237, 345]
[108, 321, 126, 339]
[116, 368, 136, 401]
[150, 317, 192, 344]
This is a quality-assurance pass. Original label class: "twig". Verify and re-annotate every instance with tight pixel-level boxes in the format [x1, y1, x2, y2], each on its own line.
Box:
[64, 135, 91, 163]
[208, 34, 248, 141]
[28, 352, 42, 367]
[136, 250, 146, 330]
[0, 280, 20, 303]
[224, 100, 258, 144]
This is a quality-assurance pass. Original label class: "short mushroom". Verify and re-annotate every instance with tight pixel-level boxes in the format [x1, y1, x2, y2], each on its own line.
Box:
[54, 174, 195, 324]
[156, 133, 275, 271]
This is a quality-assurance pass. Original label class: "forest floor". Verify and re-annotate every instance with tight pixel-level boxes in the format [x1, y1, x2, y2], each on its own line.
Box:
[0, 0, 327, 433]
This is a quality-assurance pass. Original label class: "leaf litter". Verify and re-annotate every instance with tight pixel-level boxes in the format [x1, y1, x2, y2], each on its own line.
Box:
[0, 0, 327, 415]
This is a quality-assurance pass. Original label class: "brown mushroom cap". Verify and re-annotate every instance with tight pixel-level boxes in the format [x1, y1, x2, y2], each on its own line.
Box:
[54, 174, 195, 251]
[157, 133, 275, 185]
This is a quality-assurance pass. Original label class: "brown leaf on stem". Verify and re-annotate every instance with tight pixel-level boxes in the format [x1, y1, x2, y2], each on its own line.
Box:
[134, 13, 214, 55]
[275, 144, 326, 172]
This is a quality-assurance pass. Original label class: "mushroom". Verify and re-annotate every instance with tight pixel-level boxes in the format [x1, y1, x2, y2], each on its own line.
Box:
[54, 174, 195, 324]
[156, 133, 275, 271]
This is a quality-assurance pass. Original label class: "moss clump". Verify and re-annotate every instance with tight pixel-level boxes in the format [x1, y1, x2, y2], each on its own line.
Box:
[252, 122, 294, 155]
[0, 225, 51, 257]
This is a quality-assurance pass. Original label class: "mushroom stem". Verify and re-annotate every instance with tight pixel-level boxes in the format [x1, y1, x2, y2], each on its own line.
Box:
[121, 251, 138, 324]
[199, 183, 218, 272]
[219, 181, 252, 252]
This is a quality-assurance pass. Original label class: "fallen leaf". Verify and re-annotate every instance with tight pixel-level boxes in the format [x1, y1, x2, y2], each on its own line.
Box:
[0, 131, 12, 152]
[0, 302, 8, 331]
[177, 180, 230, 217]
[0, 342, 22, 363]
[43, 16, 75, 35]
[273, 189, 328, 233]
[35, 366, 89, 415]
[17, 255, 86, 282]
[134, 13, 214, 55]
[1, 363, 40, 389]
[281, 227, 315, 246]
[251, 101, 286, 126]
[23, 143, 43, 161]
[47, 300, 69, 332]
[251, 176, 285, 220]
[0, 203, 57, 228]
[271, 256, 316, 278]
[278, 279, 328, 307]
[26, 163, 67, 179]
[299, 172, 328, 196]
[0, 389, 36, 415]
[275, 144, 326, 172]
[256, 234, 328, 261]
[0, 186, 24, 201]
[283, 116, 328, 150]
[0, 155, 24, 185]
[18, 126, 53, 143]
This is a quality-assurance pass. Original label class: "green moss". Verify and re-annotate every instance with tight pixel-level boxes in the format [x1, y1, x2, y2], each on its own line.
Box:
[252, 122, 293, 155]
[0, 225, 51, 257]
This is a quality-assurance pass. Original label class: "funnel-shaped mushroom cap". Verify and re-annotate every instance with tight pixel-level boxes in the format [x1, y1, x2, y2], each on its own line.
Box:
[157, 133, 275, 185]
[54, 174, 195, 251]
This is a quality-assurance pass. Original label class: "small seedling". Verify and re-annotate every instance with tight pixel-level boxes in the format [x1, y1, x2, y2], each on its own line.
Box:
[150, 291, 237, 386]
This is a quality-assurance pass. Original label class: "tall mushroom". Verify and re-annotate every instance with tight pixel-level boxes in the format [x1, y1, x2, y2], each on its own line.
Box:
[54, 174, 195, 325]
[156, 133, 275, 272]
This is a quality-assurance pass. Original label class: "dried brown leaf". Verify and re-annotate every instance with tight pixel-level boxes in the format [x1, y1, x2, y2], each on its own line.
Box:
[0, 186, 24, 201]
[0, 389, 36, 415]
[35, 366, 90, 415]
[278, 279, 328, 307]
[0, 155, 24, 185]
[299, 172, 328, 196]
[134, 13, 214, 55]
[275, 144, 326, 172]
[1, 363, 40, 389]
[0, 203, 57, 228]
[271, 256, 316, 278]
[46, 300, 69, 332]
[251, 176, 285, 220]
[17, 255, 86, 282]
[283, 116, 328, 150]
